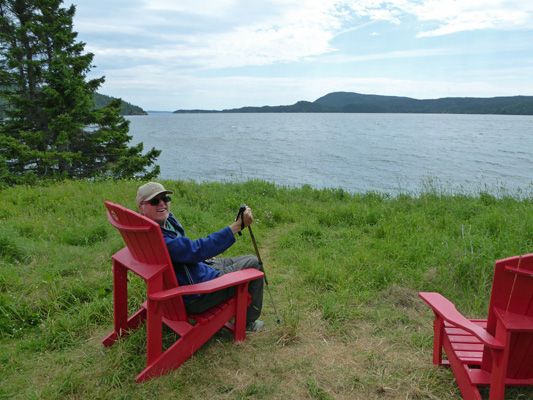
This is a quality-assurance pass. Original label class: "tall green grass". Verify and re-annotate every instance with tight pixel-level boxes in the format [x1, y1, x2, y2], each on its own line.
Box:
[1, 179, 531, 399]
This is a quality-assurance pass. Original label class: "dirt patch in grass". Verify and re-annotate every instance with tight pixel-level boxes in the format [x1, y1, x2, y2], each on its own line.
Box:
[159, 302, 455, 400]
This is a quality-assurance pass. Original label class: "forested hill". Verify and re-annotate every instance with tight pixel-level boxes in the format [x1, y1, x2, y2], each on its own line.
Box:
[93, 93, 147, 115]
[1, 93, 147, 117]
[173, 91, 533, 115]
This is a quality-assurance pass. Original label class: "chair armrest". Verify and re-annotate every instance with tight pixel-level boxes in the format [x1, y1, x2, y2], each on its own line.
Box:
[149, 269, 264, 302]
[494, 307, 533, 332]
[419, 292, 504, 349]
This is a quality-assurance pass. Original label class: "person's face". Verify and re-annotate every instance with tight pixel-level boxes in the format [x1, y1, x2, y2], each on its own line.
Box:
[138, 194, 171, 226]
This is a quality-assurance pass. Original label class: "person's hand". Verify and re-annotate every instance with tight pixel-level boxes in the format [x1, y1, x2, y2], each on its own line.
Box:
[230, 206, 253, 235]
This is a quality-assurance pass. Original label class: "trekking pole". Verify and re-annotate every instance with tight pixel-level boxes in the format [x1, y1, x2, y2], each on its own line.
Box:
[237, 204, 281, 324]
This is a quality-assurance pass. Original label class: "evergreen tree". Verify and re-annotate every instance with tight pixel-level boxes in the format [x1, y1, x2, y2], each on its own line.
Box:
[0, 0, 160, 184]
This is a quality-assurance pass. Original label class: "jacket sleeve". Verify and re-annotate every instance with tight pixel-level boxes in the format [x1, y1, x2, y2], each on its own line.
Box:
[163, 226, 236, 264]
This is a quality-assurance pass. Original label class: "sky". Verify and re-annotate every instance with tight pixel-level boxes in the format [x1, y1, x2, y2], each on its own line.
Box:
[70, 0, 533, 111]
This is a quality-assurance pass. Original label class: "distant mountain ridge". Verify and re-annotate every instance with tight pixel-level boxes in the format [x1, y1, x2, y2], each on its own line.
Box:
[173, 91, 533, 115]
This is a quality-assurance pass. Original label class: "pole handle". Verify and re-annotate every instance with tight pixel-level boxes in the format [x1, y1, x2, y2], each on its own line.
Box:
[236, 204, 246, 236]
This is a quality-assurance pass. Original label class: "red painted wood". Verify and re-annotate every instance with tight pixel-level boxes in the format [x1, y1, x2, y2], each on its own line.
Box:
[101, 201, 264, 382]
[419, 253, 533, 400]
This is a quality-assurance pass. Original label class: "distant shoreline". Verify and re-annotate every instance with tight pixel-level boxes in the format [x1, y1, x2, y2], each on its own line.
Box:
[172, 91, 533, 116]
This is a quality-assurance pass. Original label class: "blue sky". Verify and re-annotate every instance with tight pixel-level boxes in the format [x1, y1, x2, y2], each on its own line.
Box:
[71, 0, 533, 111]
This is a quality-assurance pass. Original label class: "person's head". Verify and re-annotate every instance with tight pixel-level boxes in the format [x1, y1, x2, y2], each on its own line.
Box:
[137, 182, 174, 226]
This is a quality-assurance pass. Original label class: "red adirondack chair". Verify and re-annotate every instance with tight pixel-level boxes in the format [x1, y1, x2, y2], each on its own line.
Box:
[101, 201, 264, 382]
[419, 254, 533, 400]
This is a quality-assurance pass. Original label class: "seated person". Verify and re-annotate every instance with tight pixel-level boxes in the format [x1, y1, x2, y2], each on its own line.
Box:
[136, 182, 264, 331]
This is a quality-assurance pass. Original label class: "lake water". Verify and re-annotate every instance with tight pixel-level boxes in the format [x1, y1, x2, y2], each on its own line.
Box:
[127, 113, 533, 196]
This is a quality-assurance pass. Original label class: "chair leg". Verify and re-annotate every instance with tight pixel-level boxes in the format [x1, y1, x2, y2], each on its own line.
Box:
[136, 334, 192, 383]
[234, 282, 249, 342]
[138, 297, 239, 383]
[432, 314, 445, 366]
[488, 354, 507, 400]
[112, 262, 129, 336]
[488, 320, 511, 400]
[146, 299, 163, 365]
[102, 307, 147, 347]
[102, 261, 147, 347]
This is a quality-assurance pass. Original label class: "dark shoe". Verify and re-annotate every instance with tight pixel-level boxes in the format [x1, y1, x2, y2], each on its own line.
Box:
[246, 320, 265, 332]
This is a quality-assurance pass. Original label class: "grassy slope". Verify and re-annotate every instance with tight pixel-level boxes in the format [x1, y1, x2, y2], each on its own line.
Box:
[0, 179, 532, 399]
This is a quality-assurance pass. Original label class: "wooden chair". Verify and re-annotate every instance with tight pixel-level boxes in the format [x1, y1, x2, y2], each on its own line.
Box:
[419, 254, 533, 400]
[101, 201, 264, 382]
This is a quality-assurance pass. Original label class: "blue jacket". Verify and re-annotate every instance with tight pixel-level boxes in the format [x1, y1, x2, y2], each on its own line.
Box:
[160, 213, 236, 304]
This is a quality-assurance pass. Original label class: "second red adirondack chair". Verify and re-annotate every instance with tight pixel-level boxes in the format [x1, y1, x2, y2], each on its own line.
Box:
[419, 254, 533, 400]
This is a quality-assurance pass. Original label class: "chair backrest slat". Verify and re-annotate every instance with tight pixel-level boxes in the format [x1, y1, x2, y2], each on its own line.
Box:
[507, 254, 533, 316]
[485, 255, 521, 335]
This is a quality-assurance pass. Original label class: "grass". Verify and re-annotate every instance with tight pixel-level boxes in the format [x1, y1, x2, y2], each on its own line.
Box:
[1, 178, 532, 399]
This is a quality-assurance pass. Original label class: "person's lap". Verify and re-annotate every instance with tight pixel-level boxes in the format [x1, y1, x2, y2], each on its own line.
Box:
[185, 255, 263, 323]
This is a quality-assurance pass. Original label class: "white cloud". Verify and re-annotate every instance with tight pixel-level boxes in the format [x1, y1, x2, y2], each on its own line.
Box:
[77, 0, 533, 74]
[77, 0, 349, 70]
[72, 0, 533, 109]
[141, 0, 235, 15]
[325, 48, 459, 63]
[404, 0, 533, 36]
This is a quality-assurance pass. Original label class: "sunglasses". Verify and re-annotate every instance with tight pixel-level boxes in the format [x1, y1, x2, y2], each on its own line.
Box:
[145, 195, 171, 206]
